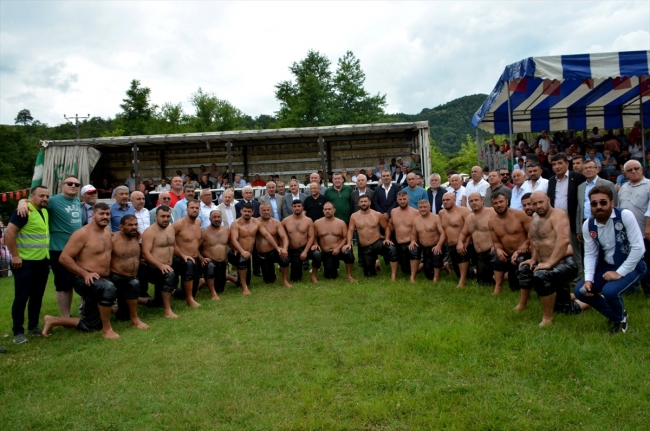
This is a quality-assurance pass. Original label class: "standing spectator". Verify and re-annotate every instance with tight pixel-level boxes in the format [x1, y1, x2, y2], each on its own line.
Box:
[617, 160, 650, 297]
[576, 160, 618, 240]
[448, 174, 466, 207]
[187, 167, 199, 182]
[172, 185, 203, 223]
[324, 173, 353, 224]
[276, 181, 286, 197]
[235, 186, 260, 218]
[80, 185, 97, 225]
[366, 168, 378, 182]
[394, 165, 407, 185]
[351, 174, 374, 213]
[149, 191, 173, 225]
[125, 170, 137, 191]
[521, 163, 549, 194]
[167, 176, 184, 208]
[110, 186, 135, 232]
[199, 189, 217, 229]
[409, 152, 422, 176]
[209, 163, 220, 182]
[258, 182, 282, 220]
[303, 182, 328, 221]
[426, 173, 446, 214]
[628, 120, 643, 148]
[217, 189, 237, 228]
[130, 191, 150, 234]
[372, 169, 400, 220]
[309, 172, 327, 195]
[462, 166, 489, 209]
[143, 178, 156, 209]
[499, 168, 514, 189]
[484, 171, 512, 208]
[97, 178, 113, 199]
[5, 185, 51, 345]
[198, 174, 213, 190]
[402, 173, 428, 210]
[538, 130, 551, 154]
[509, 169, 526, 210]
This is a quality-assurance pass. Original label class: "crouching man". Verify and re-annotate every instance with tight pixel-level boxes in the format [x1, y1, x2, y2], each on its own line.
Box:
[42, 203, 120, 339]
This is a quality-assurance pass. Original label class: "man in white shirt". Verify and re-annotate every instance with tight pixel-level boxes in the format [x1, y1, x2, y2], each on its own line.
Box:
[509, 170, 526, 210]
[448, 174, 465, 207]
[461, 166, 488, 209]
[130, 191, 151, 234]
[521, 163, 548, 194]
[156, 178, 171, 192]
[539, 130, 551, 154]
[199, 189, 217, 229]
[574, 185, 647, 334]
[217, 189, 237, 228]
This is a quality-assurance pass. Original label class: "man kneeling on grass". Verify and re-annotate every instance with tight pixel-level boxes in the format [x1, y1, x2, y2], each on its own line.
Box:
[43, 203, 120, 339]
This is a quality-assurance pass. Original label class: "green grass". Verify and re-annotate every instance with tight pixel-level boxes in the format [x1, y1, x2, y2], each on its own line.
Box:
[1, 268, 649, 431]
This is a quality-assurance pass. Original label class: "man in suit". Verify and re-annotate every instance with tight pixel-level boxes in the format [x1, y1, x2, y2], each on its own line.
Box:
[235, 186, 260, 218]
[372, 169, 400, 221]
[426, 173, 446, 214]
[281, 179, 307, 221]
[576, 160, 618, 240]
[351, 174, 374, 213]
[547, 153, 586, 280]
[217, 189, 237, 228]
[257, 182, 282, 220]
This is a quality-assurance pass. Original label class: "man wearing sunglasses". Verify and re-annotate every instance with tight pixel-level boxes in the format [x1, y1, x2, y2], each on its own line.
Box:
[617, 160, 650, 297]
[574, 185, 647, 334]
[17, 176, 82, 318]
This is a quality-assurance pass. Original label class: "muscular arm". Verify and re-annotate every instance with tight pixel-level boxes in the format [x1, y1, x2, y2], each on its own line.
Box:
[60, 231, 97, 284]
[457, 218, 470, 254]
[409, 223, 418, 249]
[345, 217, 356, 250]
[276, 223, 290, 251]
[229, 223, 248, 257]
[540, 213, 571, 269]
[434, 217, 446, 254]
[258, 223, 280, 251]
[333, 221, 348, 253]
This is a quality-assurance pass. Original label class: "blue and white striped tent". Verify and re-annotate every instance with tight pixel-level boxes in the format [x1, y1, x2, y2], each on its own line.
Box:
[472, 51, 650, 134]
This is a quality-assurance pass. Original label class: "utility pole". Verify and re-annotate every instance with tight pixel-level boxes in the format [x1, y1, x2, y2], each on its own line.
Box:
[64, 113, 90, 139]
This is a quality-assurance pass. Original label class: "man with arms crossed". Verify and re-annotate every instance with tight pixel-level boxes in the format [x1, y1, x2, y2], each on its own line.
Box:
[390, 190, 421, 279]
[574, 185, 647, 333]
[518, 191, 584, 326]
[43, 203, 120, 339]
[257, 203, 291, 287]
[439, 193, 472, 288]
[171, 200, 203, 307]
[231, 203, 282, 293]
[409, 200, 446, 283]
[347, 195, 398, 279]
[141, 206, 179, 318]
[456, 192, 495, 287]
[281, 200, 321, 284]
[315, 202, 357, 282]
[200, 209, 237, 300]
[110, 215, 149, 329]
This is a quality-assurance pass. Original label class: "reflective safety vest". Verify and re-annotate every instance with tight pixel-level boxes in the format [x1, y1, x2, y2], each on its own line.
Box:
[15, 203, 50, 260]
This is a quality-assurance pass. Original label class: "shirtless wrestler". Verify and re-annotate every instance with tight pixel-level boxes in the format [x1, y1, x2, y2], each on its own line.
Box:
[488, 192, 531, 296]
[346, 195, 397, 279]
[172, 200, 202, 307]
[314, 202, 357, 282]
[200, 209, 237, 300]
[43, 203, 120, 339]
[518, 191, 586, 326]
[409, 200, 446, 283]
[439, 193, 472, 288]
[390, 190, 421, 278]
[520, 192, 535, 217]
[282, 200, 321, 284]
[110, 215, 148, 329]
[141, 206, 179, 318]
[257, 203, 291, 287]
[231, 203, 282, 293]
[457, 192, 495, 287]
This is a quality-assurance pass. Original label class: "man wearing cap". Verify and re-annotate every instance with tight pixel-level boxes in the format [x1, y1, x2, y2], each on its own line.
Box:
[80, 185, 97, 225]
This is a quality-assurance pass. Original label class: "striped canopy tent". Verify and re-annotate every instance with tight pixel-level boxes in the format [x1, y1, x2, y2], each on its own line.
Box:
[472, 50, 650, 135]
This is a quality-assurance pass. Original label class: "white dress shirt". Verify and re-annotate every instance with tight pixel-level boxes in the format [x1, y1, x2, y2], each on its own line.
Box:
[134, 207, 151, 234]
[200, 202, 218, 229]
[463, 180, 488, 208]
[553, 175, 569, 213]
[521, 178, 549, 195]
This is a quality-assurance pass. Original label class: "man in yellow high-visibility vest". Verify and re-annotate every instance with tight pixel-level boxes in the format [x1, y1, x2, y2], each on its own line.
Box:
[5, 185, 51, 346]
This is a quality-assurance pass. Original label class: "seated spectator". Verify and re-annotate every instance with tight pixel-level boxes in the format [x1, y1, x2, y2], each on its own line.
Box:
[366, 168, 378, 182]
[616, 173, 629, 191]
[389, 158, 398, 175]
[198, 174, 214, 189]
[501, 139, 510, 154]
[243, 175, 251, 185]
[601, 149, 618, 175]
[156, 178, 171, 192]
[616, 127, 630, 147]
[221, 176, 230, 188]
[175, 169, 186, 183]
[584, 148, 603, 168]
[199, 164, 209, 178]
[340, 169, 348, 182]
[515, 133, 528, 147]
[97, 178, 114, 199]
[233, 175, 246, 188]
[409, 153, 422, 176]
[143, 178, 157, 209]
[375, 156, 386, 174]
[187, 167, 199, 182]
[629, 141, 644, 161]
[616, 149, 631, 171]
[351, 169, 360, 183]
[273, 174, 280, 183]
[209, 162, 220, 178]
[184, 175, 199, 189]
[252, 174, 266, 187]
[589, 126, 603, 144]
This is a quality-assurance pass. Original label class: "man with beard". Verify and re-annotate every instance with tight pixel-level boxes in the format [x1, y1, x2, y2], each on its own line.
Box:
[390, 190, 420, 278]
[439, 193, 472, 288]
[282, 200, 322, 284]
[315, 202, 357, 282]
[347, 195, 398, 279]
[173, 184, 204, 226]
[488, 192, 531, 295]
[256, 203, 291, 287]
[200, 209, 237, 300]
[521, 193, 535, 217]
[231, 203, 282, 293]
[43, 203, 120, 339]
[141, 206, 178, 318]
[457, 192, 495, 287]
[518, 191, 585, 326]
[409, 200, 446, 282]
[110, 215, 149, 329]
[110, 186, 135, 232]
[171, 200, 203, 307]
[574, 185, 647, 334]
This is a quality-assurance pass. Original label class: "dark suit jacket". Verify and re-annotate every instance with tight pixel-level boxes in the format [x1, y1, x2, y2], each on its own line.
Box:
[372, 183, 401, 215]
[427, 186, 447, 213]
[235, 199, 260, 218]
[351, 188, 375, 213]
[546, 171, 586, 233]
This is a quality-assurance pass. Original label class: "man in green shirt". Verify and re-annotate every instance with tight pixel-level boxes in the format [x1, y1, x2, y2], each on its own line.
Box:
[324, 173, 353, 224]
[17, 176, 82, 318]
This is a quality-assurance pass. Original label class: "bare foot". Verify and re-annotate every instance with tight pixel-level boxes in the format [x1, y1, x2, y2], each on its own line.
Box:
[442, 263, 451, 274]
[283, 280, 293, 288]
[513, 303, 527, 311]
[211, 294, 221, 301]
[492, 286, 502, 295]
[131, 318, 149, 330]
[42, 315, 54, 337]
[311, 276, 319, 284]
[347, 276, 358, 283]
[110, 305, 118, 315]
[242, 288, 252, 295]
[186, 298, 201, 308]
[433, 277, 439, 283]
[539, 318, 553, 327]
[455, 283, 466, 288]
[164, 310, 179, 318]
[375, 260, 382, 272]
[102, 328, 121, 340]
[570, 293, 577, 300]
[409, 277, 417, 284]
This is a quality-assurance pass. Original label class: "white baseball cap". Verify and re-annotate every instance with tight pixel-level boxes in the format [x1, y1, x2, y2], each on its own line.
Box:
[81, 185, 97, 195]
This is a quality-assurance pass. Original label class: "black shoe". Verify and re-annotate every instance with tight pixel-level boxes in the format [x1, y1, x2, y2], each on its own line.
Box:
[253, 272, 262, 277]
[28, 326, 43, 336]
[0, 347, 7, 354]
[610, 319, 628, 335]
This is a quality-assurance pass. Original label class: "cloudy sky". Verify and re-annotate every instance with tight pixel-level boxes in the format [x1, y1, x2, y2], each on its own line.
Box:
[1, 1, 648, 126]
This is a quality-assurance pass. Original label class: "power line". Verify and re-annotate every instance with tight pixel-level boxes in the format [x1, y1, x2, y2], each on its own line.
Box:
[63, 113, 90, 139]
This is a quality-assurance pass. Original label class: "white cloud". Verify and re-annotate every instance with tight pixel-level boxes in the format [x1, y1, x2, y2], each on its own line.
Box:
[1, 0, 649, 125]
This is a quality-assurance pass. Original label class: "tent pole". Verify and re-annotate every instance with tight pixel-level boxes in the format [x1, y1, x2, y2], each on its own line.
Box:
[506, 83, 514, 171]
[640, 76, 647, 168]
[476, 129, 480, 166]
[226, 139, 233, 182]
[132, 141, 139, 192]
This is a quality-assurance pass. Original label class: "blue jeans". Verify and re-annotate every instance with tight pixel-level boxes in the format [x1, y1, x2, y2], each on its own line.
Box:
[12, 259, 50, 335]
[574, 263, 646, 324]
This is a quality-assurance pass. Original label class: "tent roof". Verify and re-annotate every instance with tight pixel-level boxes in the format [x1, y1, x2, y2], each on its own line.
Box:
[472, 51, 650, 134]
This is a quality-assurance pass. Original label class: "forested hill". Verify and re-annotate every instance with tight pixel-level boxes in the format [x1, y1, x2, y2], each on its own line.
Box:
[393, 94, 488, 155]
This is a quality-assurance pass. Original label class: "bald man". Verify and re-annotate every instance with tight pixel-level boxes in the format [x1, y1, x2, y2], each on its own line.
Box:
[457, 192, 495, 287]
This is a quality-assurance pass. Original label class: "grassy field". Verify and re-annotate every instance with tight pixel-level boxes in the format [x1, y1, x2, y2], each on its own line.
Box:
[1, 267, 649, 431]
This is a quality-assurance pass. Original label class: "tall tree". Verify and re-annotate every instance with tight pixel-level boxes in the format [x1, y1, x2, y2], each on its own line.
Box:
[275, 50, 334, 127]
[14, 109, 34, 125]
[189, 88, 246, 132]
[333, 51, 386, 124]
[119, 79, 156, 135]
